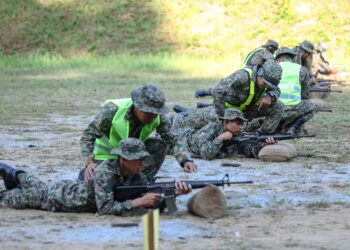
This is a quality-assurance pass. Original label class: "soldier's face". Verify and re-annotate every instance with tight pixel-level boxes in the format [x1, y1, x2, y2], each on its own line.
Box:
[134, 108, 158, 124]
[302, 50, 311, 60]
[121, 158, 144, 174]
[224, 120, 243, 135]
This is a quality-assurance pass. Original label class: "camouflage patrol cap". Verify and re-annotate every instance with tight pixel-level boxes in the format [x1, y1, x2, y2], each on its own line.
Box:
[275, 47, 296, 59]
[300, 40, 314, 54]
[111, 138, 150, 160]
[261, 59, 283, 89]
[219, 108, 247, 122]
[131, 85, 168, 114]
[264, 39, 279, 49]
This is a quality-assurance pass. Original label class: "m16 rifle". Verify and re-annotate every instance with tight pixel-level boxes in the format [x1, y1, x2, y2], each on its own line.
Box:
[114, 174, 253, 213]
[310, 87, 342, 93]
[196, 102, 213, 109]
[224, 134, 316, 147]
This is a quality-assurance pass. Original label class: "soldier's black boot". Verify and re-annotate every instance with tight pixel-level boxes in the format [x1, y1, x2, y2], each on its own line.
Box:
[287, 118, 306, 136]
[173, 104, 188, 113]
[0, 162, 25, 190]
[195, 88, 213, 98]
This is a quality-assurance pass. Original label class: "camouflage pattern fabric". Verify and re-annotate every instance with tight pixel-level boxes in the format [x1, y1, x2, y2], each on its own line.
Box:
[80, 102, 190, 168]
[245, 47, 274, 67]
[243, 100, 284, 134]
[279, 59, 315, 131]
[174, 121, 265, 160]
[212, 66, 282, 134]
[0, 159, 148, 215]
[291, 46, 313, 76]
[280, 100, 316, 132]
[131, 85, 168, 115]
[212, 66, 281, 117]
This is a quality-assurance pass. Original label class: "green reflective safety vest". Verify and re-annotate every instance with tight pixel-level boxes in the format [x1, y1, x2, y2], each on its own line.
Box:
[93, 98, 161, 160]
[240, 47, 265, 67]
[278, 62, 302, 106]
[225, 68, 265, 112]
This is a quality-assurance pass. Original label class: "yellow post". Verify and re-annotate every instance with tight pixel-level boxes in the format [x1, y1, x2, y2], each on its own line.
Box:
[143, 209, 159, 250]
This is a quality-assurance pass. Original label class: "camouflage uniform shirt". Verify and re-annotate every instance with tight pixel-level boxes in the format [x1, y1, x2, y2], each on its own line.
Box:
[291, 46, 313, 77]
[244, 47, 275, 67]
[212, 67, 281, 117]
[179, 121, 264, 160]
[80, 102, 190, 164]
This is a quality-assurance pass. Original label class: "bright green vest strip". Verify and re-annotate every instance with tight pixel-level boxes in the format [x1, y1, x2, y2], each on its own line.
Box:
[225, 68, 264, 112]
[240, 47, 264, 67]
[279, 62, 302, 106]
[93, 98, 160, 160]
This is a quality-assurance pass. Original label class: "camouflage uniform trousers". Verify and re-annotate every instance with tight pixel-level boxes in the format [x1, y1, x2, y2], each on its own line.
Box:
[0, 174, 48, 210]
[0, 174, 97, 212]
[243, 100, 284, 134]
[281, 100, 316, 130]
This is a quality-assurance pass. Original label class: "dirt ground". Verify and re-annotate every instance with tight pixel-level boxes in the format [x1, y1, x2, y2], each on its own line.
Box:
[0, 67, 350, 249]
[0, 109, 350, 250]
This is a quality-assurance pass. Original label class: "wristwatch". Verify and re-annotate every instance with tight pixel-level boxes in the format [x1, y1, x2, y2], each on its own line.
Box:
[181, 157, 194, 167]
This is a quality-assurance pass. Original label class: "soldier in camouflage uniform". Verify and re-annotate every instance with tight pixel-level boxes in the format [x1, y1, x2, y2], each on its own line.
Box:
[79, 85, 197, 183]
[240, 39, 279, 67]
[171, 109, 276, 160]
[275, 47, 316, 135]
[212, 59, 283, 134]
[291, 40, 317, 85]
[0, 139, 192, 215]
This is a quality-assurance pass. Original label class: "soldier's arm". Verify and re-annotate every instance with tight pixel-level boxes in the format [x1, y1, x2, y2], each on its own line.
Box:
[80, 102, 117, 159]
[300, 66, 311, 99]
[196, 123, 223, 160]
[93, 162, 147, 215]
[157, 114, 191, 165]
[266, 86, 281, 102]
[212, 71, 247, 116]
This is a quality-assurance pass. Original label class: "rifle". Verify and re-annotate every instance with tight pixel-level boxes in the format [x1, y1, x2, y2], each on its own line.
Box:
[317, 78, 346, 85]
[317, 108, 333, 112]
[197, 102, 213, 109]
[310, 87, 342, 93]
[114, 174, 253, 213]
[195, 88, 213, 98]
[224, 134, 316, 147]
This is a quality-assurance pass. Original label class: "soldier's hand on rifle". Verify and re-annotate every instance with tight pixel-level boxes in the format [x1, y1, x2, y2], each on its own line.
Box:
[258, 95, 272, 110]
[175, 181, 192, 195]
[217, 131, 233, 142]
[183, 161, 198, 173]
[265, 137, 277, 145]
[84, 157, 97, 182]
[132, 193, 161, 208]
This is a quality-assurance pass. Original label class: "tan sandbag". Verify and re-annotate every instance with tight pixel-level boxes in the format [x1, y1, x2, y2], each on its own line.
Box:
[187, 185, 226, 219]
[258, 141, 296, 162]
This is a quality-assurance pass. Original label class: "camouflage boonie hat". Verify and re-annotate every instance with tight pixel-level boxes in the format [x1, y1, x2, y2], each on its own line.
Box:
[264, 39, 279, 49]
[219, 108, 247, 122]
[111, 138, 150, 160]
[275, 47, 296, 59]
[262, 59, 282, 89]
[131, 85, 168, 114]
[300, 40, 314, 54]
